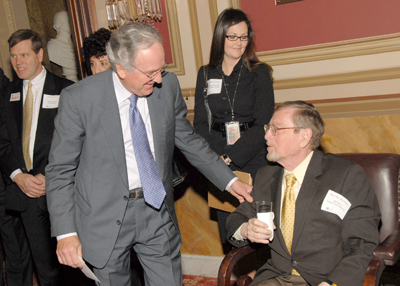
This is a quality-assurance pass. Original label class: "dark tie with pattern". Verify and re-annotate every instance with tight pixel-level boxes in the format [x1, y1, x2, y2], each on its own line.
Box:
[128, 94, 166, 209]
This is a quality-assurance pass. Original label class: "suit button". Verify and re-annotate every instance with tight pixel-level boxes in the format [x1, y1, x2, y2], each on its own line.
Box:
[292, 261, 298, 267]
[123, 196, 128, 201]
[116, 220, 121, 225]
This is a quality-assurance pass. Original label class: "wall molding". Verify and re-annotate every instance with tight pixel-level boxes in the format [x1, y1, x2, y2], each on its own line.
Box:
[273, 67, 400, 90]
[258, 33, 400, 66]
[188, 0, 202, 71]
[208, 0, 218, 31]
[163, 0, 185, 75]
[182, 66, 400, 92]
[4, 0, 17, 32]
[183, 92, 400, 119]
[230, 0, 241, 9]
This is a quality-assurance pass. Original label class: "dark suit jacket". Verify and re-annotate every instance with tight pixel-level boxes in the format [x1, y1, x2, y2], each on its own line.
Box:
[0, 70, 73, 212]
[227, 150, 380, 286]
[45, 70, 236, 268]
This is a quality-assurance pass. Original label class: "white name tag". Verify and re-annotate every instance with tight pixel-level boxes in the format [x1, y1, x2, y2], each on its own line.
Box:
[321, 190, 351, 220]
[10, 92, 21, 101]
[207, 79, 222, 95]
[42, 94, 60, 109]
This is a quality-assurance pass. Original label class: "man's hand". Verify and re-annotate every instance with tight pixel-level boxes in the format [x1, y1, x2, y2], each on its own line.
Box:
[14, 173, 46, 198]
[57, 236, 83, 269]
[318, 283, 330, 286]
[229, 179, 253, 203]
[241, 218, 275, 244]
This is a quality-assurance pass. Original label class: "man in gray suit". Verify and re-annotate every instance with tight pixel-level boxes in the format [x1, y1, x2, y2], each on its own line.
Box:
[45, 23, 253, 286]
[226, 101, 380, 286]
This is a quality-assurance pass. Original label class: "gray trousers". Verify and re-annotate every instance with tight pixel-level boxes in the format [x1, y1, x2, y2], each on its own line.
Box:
[93, 195, 182, 286]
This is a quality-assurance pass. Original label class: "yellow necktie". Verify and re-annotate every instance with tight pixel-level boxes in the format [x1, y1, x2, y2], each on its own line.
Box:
[282, 173, 300, 276]
[22, 81, 33, 171]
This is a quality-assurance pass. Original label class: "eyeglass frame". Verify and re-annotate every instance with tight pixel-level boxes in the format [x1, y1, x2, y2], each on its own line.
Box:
[132, 62, 169, 81]
[264, 124, 304, 136]
[225, 35, 249, 41]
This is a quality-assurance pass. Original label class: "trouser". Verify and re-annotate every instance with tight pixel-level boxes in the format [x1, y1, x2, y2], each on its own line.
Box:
[93, 192, 182, 286]
[253, 275, 309, 286]
[20, 199, 59, 286]
[0, 187, 32, 286]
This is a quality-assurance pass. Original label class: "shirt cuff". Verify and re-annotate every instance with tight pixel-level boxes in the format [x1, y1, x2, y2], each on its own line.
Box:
[57, 232, 78, 241]
[232, 223, 247, 241]
[225, 177, 239, 191]
[10, 169, 22, 181]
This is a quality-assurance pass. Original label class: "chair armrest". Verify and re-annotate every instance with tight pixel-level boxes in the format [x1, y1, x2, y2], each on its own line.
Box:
[372, 229, 400, 265]
[363, 258, 386, 286]
[218, 245, 255, 286]
[237, 275, 253, 286]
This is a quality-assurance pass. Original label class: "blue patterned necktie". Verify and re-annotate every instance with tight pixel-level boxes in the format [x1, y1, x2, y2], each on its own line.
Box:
[129, 94, 166, 209]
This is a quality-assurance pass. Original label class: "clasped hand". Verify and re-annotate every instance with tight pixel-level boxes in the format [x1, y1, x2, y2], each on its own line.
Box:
[14, 173, 46, 198]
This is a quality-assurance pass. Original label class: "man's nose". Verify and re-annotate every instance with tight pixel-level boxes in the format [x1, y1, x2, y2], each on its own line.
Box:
[153, 71, 163, 84]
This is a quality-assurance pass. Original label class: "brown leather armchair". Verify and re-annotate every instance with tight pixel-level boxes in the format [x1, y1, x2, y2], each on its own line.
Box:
[218, 153, 400, 286]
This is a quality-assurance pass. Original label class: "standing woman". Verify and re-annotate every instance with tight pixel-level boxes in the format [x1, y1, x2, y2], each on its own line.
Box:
[194, 8, 275, 252]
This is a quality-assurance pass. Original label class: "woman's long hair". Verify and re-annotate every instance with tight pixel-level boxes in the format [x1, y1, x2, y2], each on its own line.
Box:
[209, 8, 261, 72]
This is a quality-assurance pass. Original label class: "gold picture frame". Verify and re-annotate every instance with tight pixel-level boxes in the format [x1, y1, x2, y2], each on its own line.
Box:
[127, 0, 185, 75]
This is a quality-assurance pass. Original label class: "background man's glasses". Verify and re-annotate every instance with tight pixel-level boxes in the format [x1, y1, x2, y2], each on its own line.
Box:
[264, 124, 303, 136]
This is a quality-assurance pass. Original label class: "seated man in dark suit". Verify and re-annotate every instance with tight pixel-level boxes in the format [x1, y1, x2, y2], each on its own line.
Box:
[226, 101, 380, 286]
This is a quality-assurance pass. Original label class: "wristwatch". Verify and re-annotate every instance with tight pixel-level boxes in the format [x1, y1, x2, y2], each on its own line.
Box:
[222, 154, 230, 166]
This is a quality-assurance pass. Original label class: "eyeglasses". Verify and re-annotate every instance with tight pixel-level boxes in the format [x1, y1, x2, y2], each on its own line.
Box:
[225, 35, 249, 41]
[264, 124, 303, 136]
[132, 62, 169, 81]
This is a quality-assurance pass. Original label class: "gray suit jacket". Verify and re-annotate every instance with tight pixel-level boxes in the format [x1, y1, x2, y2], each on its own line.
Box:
[45, 69, 235, 268]
[226, 150, 380, 286]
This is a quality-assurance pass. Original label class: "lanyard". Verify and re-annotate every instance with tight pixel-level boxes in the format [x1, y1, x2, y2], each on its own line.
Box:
[222, 63, 243, 121]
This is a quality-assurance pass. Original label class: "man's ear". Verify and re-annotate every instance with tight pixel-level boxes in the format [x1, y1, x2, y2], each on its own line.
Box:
[300, 128, 313, 148]
[115, 64, 126, 79]
[38, 48, 44, 63]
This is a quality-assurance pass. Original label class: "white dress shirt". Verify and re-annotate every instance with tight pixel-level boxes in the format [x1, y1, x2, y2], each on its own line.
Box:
[232, 151, 314, 240]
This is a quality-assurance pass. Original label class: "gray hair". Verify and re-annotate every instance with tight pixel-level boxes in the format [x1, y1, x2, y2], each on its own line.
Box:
[275, 101, 324, 149]
[106, 22, 162, 72]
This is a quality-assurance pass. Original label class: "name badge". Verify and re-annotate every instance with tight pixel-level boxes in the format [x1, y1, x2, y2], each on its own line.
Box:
[10, 92, 21, 101]
[207, 79, 222, 95]
[321, 190, 351, 220]
[225, 121, 240, 145]
[42, 94, 60, 109]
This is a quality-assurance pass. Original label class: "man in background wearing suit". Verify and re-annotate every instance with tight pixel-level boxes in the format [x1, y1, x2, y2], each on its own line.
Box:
[227, 101, 380, 286]
[0, 30, 73, 286]
[45, 22, 253, 286]
[0, 67, 33, 286]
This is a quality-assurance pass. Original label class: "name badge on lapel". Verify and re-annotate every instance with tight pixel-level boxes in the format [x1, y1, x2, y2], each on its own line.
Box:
[10, 92, 21, 101]
[42, 94, 60, 109]
[321, 190, 351, 219]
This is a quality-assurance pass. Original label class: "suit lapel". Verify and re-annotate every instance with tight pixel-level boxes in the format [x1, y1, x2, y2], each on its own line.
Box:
[269, 168, 291, 254]
[291, 150, 323, 253]
[147, 85, 166, 177]
[99, 72, 129, 189]
[9, 79, 24, 142]
[34, 73, 58, 162]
